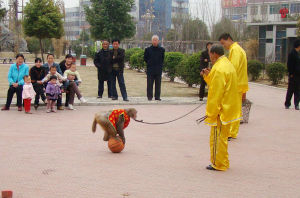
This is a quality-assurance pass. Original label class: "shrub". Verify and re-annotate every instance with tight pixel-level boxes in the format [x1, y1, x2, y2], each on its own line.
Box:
[248, 60, 263, 81]
[125, 48, 143, 62]
[266, 62, 287, 85]
[129, 50, 146, 71]
[164, 52, 185, 81]
[176, 52, 202, 87]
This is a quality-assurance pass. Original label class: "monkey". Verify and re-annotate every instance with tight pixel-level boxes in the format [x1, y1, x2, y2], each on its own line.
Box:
[92, 108, 137, 144]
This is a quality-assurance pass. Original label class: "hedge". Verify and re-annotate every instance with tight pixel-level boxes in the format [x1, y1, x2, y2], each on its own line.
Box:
[164, 52, 185, 82]
[125, 48, 143, 62]
[266, 62, 286, 85]
[248, 60, 263, 81]
[129, 50, 146, 71]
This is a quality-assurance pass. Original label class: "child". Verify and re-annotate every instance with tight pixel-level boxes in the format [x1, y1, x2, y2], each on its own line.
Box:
[29, 58, 47, 110]
[42, 66, 66, 110]
[22, 75, 36, 114]
[64, 64, 87, 110]
[45, 75, 61, 113]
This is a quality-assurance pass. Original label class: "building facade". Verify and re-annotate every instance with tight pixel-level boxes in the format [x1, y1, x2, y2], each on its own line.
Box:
[222, 0, 247, 21]
[246, 0, 300, 63]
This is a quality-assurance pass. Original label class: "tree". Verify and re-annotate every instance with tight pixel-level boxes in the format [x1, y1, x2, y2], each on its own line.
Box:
[23, 0, 64, 63]
[0, 2, 6, 22]
[211, 17, 240, 41]
[85, 0, 136, 41]
[182, 18, 210, 41]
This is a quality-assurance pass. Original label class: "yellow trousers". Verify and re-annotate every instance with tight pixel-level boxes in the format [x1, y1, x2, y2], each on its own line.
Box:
[210, 118, 231, 171]
[229, 92, 243, 138]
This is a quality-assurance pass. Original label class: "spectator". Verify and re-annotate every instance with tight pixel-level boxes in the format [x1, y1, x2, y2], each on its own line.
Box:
[94, 40, 113, 99]
[199, 42, 213, 101]
[45, 75, 61, 113]
[22, 75, 36, 114]
[1, 54, 29, 111]
[144, 35, 165, 101]
[29, 58, 47, 110]
[43, 54, 64, 110]
[285, 39, 300, 110]
[59, 54, 73, 108]
[110, 39, 129, 101]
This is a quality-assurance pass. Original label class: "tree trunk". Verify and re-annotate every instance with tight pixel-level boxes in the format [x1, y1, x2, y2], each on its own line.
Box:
[39, 38, 44, 63]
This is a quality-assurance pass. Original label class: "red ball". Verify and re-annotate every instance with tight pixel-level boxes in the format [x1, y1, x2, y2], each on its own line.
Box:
[108, 136, 125, 153]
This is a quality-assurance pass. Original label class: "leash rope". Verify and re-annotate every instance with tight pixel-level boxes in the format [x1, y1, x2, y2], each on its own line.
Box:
[134, 103, 206, 125]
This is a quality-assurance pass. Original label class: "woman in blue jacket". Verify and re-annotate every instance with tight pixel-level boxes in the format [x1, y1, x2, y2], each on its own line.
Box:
[1, 54, 29, 111]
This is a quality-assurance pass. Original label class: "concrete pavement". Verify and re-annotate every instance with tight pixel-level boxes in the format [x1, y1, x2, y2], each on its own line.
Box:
[0, 83, 300, 198]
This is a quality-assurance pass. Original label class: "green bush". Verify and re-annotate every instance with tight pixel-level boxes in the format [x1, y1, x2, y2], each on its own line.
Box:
[164, 52, 185, 81]
[248, 60, 263, 81]
[266, 62, 286, 85]
[176, 52, 202, 87]
[129, 50, 146, 71]
[125, 48, 143, 62]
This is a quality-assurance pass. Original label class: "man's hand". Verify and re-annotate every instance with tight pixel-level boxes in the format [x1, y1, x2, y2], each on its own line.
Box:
[200, 68, 210, 76]
[37, 81, 43, 84]
[290, 74, 294, 78]
[242, 93, 246, 102]
[12, 83, 18, 88]
[204, 59, 208, 62]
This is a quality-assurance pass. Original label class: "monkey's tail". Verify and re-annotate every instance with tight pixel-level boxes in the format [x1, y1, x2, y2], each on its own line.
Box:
[92, 115, 97, 133]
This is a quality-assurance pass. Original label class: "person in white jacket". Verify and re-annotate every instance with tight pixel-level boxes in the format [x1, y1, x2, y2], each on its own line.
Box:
[22, 75, 36, 114]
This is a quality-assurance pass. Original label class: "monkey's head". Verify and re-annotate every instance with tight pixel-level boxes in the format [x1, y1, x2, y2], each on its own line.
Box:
[126, 108, 137, 120]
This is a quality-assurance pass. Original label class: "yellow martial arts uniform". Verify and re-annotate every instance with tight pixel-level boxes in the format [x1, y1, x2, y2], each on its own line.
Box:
[204, 56, 241, 171]
[228, 42, 249, 138]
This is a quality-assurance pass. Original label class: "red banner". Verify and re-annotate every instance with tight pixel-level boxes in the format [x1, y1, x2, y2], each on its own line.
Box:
[222, 0, 247, 8]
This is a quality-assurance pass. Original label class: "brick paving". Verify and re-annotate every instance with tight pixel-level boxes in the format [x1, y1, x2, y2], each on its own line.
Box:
[0, 83, 300, 198]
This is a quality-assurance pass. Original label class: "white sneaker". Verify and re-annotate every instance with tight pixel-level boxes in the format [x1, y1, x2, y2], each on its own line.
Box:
[68, 104, 76, 110]
[80, 97, 87, 103]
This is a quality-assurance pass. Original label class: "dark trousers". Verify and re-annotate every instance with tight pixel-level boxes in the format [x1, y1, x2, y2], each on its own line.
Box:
[285, 76, 300, 107]
[98, 79, 112, 98]
[33, 83, 46, 105]
[111, 70, 128, 100]
[199, 77, 206, 99]
[147, 74, 161, 100]
[5, 85, 23, 108]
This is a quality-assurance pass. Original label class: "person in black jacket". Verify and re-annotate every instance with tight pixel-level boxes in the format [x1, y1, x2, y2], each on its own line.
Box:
[285, 39, 300, 110]
[94, 40, 113, 98]
[144, 35, 165, 101]
[110, 39, 128, 101]
[59, 54, 73, 107]
[29, 58, 47, 109]
[199, 42, 213, 101]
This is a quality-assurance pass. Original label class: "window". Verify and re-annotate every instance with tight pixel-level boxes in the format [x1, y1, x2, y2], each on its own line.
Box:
[251, 6, 258, 15]
[291, 3, 300, 14]
[261, 5, 267, 15]
[270, 4, 280, 14]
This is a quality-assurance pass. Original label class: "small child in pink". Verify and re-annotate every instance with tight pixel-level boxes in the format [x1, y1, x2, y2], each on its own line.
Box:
[22, 75, 36, 114]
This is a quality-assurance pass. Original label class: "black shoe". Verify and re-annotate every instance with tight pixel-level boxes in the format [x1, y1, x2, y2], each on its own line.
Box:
[148, 98, 152, 101]
[296, 106, 299, 110]
[112, 97, 118, 100]
[123, 98, 129, 102]
[108, 96, 112, 98]
[206, 165, 217, 171]
[199, 98, 203, 101]
[285, 105, 290, 109]
[34, 104, 39, 110]
[97, 96, 102, 99]
[155, 98, 161, 101]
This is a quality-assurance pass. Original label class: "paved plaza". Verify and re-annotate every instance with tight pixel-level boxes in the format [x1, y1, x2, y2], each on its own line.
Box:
[0, 83, 300, 198]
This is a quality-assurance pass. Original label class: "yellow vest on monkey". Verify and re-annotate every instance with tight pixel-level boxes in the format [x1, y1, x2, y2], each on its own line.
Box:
[204, 56, 242, 126]
[228, 42, 249, 93]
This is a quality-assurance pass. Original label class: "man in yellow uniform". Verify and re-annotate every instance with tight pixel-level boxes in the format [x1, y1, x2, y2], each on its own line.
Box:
[219, 33, 249, 140]
[201, 44, 241, 171]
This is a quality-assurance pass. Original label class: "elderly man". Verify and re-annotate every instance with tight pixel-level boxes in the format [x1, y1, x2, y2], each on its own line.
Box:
[219, 33, 248, 140]
[201, 44, 241, 171]
[144, 35, 165, 101]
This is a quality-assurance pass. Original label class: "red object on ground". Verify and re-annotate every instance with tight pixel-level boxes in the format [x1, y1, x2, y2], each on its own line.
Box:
[108, 137, 125, 153]
[2, 191, 13, 198]
[23, 98, 31, 113]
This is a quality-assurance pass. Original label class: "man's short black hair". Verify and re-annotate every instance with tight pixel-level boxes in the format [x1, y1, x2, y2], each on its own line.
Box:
[16, 53, 24, 59]
[47, 53, 54, 59]
[206, 42, 213, 49]
[65, 54, 73, 59]
[210, 44, 225, 56]
[35, 58, 42, 63]
[50, 75, 57, 80]
[294, 39, 300, 48]
[112, 39, 120, 44]
[218, 33, 233, 41]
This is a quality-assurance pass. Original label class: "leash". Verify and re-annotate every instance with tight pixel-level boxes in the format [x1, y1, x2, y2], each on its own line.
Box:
[134, 103, 206, 125]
